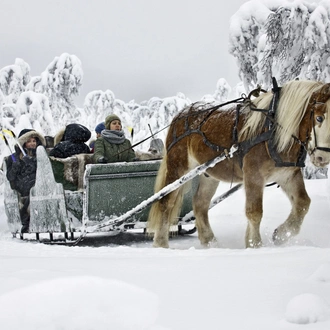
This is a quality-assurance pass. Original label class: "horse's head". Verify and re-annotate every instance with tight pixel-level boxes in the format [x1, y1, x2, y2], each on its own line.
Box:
[308, 83, 330, 167]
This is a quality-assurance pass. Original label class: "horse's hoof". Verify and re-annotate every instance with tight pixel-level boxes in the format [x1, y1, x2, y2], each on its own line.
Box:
[152, 240, 169, 248]
[207, 238, 219, 248]
[200, 237, 218, 248]
[246, 239, 262, 248]
[272, 228, 291, 245]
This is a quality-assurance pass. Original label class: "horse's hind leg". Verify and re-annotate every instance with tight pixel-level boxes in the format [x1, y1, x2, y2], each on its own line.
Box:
[193, 175, 219, 247]
[148, 152, 187, 248]
[273, 169, 311, 245]
[152, 187, 183, 248]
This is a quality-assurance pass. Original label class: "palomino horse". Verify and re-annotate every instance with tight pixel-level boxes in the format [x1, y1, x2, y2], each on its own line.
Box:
[147, 79, 330, 248]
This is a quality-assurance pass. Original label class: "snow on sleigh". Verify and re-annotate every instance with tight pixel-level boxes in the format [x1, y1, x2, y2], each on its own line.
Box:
[4, 146, 200, 245]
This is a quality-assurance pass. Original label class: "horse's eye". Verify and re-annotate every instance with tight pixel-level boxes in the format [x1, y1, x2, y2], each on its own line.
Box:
[316, 116, 324, 123]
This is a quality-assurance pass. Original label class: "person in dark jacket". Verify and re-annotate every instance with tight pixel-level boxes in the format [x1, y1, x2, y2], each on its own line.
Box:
[95, 122, 105, 139]
[6, 129, 46, 233]
[89, 122, 105, 153]
[93, 114, 135, 163]
[49, 123, 91, 158]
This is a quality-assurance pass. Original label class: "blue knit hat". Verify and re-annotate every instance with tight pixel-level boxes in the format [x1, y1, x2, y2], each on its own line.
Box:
[95, 122, 105, 134]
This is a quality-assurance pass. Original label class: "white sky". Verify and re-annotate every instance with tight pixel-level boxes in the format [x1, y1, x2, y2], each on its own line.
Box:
[1, 0, 251, 106]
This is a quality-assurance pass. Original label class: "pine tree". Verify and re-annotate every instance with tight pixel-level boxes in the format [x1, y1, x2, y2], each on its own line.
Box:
[0, 58, 31, 104]
[229, 0, 329, 91]
[83, 90, 115, 128]
[26, 53, 83, 124]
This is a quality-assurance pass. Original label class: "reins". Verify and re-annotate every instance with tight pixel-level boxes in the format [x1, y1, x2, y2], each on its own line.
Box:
[114, 97, 245, 157]
[114, 78, 330, 165]
[110, 124, 170, 158]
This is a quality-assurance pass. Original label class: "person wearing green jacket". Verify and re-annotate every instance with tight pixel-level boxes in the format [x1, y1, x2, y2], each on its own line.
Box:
[93, 114, 136, 164]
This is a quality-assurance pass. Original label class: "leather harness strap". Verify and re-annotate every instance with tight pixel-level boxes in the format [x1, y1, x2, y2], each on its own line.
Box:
[238, 77, 307, 167]
[167, 78, 328, 168]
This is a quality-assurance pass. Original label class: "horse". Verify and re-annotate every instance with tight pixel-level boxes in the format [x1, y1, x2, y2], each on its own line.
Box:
[147, 79, 330, 248]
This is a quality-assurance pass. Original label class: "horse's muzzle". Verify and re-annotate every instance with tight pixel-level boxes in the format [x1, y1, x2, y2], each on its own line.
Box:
[309, 150, 330, 167]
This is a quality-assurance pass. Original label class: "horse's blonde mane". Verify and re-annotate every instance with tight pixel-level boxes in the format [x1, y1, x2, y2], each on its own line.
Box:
[239, 80, 324, 152]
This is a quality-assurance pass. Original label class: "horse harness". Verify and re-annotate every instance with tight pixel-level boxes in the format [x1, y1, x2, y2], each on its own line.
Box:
[238, 77, 308, 167]
[167, 77, 330, 168]
[166, 97, 246, 153]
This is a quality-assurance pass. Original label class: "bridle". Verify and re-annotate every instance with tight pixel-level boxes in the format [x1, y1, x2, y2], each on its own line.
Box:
[309, 101, 330, 155]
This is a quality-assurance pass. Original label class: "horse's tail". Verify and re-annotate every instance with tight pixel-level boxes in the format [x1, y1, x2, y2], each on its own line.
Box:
[147, 153, 185, 234]
[147, 154, 168, 233]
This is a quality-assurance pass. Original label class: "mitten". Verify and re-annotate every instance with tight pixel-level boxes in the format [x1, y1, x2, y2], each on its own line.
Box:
[97, 157, 108, 164]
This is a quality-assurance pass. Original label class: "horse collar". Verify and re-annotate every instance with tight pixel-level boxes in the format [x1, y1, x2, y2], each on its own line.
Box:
[239, 77, 307, 168]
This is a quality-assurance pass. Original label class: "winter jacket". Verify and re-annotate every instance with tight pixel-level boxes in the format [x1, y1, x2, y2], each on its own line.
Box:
[93, 137, 136, 163]
[6, 130, 46, 197]
[49, 124, 91, 158]
[6, 152, 37, 197]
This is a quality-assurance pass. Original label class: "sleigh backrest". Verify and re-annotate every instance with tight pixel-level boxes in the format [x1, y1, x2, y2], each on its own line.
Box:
[83, 160, 196, 226]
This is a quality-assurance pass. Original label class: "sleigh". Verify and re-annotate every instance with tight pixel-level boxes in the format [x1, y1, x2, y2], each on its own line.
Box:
[3, 147, 197, 244]
[4, 144, 238, 245]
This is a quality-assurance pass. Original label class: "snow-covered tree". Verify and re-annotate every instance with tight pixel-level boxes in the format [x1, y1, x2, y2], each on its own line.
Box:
[229, 0, 330, 91]
[15, 91, 54, 136]
[83, 89, 115, 128]
[26, 53, 83, 124]
[139, 93, 191, 149]
[0, 58, 31, 104]
[202, 78, 232, 102]
[0, 89, 4, 127]
[1, 104, 18, 132]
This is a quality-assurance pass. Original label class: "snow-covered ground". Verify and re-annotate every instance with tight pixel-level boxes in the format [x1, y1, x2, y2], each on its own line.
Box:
[0, 177, 330, 330]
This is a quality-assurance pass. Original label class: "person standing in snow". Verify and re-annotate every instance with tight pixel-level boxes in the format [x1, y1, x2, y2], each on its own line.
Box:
[5, 129, 46, 233]
[49, 123, 91, 158]
[93, 114, 135, 163]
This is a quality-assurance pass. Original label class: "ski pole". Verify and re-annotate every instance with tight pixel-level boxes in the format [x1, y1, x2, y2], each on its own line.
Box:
[0, 132, 16, 162]
[2, 129, 26, 157]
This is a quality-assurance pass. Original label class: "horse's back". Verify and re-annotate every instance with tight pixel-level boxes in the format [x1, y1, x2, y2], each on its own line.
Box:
[166, 102, 240, 170]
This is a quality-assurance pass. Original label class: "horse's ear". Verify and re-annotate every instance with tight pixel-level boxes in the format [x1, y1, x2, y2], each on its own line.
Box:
[312, 83, 330, 104]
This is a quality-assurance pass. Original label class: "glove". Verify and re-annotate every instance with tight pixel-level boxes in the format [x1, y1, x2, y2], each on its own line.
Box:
[97, 157, 108, 164]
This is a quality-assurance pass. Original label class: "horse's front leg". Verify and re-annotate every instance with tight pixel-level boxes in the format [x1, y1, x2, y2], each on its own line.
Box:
[193, 175, 219, 247]
[244, 177, 264, 248]
[273, 169, 311, 245]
